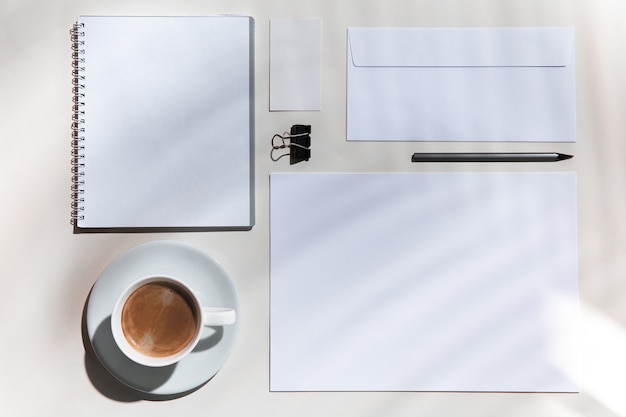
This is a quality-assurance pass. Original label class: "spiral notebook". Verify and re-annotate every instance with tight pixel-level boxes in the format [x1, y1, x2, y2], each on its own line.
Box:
[71, 16, 255, 231]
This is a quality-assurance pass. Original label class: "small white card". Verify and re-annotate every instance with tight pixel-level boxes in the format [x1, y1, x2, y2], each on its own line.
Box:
[270, 19, 321, 111]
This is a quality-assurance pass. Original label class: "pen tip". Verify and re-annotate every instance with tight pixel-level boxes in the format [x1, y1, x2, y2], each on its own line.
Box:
[558, 153, 573, 161]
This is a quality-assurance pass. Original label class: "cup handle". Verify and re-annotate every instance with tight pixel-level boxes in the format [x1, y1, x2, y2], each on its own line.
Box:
[202, 307, 236, 326]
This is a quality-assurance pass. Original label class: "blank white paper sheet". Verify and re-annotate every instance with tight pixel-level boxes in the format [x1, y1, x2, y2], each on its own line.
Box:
[270, 172, 579, 392]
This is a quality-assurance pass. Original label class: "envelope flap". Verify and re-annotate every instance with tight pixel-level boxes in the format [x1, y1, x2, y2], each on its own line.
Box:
[348, 27, 574, 67]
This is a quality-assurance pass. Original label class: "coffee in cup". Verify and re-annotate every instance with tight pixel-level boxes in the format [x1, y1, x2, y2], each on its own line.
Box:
[111, 275, 236, 367]
[121, 280, 199, 357]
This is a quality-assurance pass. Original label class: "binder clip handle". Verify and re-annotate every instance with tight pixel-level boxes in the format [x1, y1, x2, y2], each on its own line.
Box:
[271, 124, 311, 165]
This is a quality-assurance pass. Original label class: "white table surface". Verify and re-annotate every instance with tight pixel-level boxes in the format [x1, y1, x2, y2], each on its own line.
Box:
[1, 0, 625, 415]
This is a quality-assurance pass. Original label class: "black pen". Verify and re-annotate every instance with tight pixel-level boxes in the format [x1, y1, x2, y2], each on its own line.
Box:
[411, 152, 573, 163]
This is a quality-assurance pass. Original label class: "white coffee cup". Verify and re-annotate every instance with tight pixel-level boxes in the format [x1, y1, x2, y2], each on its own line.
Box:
[111, 275, 236, 367]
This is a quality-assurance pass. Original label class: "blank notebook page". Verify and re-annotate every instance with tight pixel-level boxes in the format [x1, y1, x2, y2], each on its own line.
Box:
[76, 16, 254, 229]
[270, 172, 579, 392]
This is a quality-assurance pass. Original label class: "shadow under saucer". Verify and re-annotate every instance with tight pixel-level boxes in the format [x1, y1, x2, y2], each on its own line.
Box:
[81, 294, 211, 401]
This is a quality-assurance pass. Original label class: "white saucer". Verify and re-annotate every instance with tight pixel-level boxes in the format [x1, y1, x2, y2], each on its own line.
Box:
[85, 240, 239, 395]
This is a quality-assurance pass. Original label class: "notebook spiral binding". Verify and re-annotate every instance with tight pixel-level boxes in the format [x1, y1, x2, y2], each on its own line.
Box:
[70, 22, 86, 224]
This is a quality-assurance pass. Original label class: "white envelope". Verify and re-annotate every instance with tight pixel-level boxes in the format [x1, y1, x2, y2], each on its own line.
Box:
[346, 27, 575, 141]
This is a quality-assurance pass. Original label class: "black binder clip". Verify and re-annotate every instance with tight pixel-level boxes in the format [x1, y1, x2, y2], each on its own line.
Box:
[271, 125, 311, 165]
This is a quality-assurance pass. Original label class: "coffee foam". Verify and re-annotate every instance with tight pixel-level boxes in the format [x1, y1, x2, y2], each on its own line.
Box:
[121, 281, 199, 358]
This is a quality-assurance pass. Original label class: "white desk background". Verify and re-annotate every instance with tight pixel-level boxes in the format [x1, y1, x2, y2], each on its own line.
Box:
[1, 0, 625, 416]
